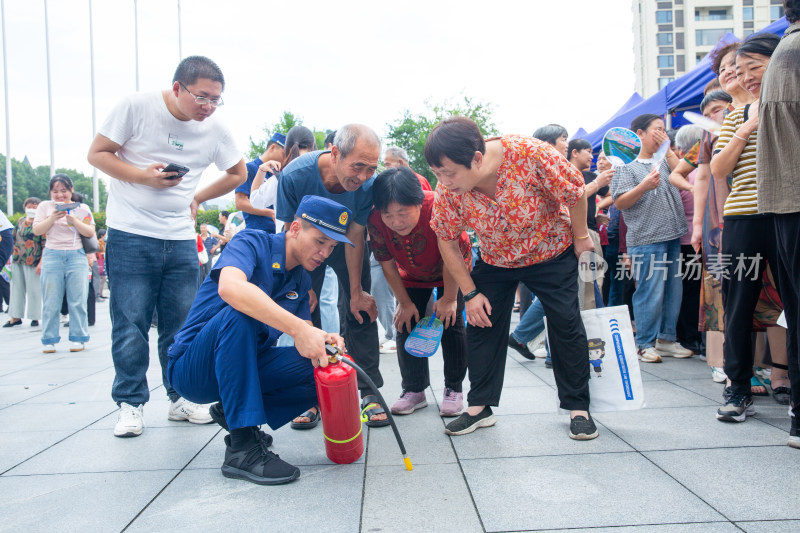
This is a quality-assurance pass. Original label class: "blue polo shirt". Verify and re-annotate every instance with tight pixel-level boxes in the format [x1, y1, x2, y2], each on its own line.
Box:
[236, 157, 276, 233]
[169, 230, 311, 360]
[276, 150, 375, 226]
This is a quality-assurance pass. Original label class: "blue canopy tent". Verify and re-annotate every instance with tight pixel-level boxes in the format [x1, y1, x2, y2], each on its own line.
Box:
[570, 92, 643, 143]
[579, 16, 790, 153]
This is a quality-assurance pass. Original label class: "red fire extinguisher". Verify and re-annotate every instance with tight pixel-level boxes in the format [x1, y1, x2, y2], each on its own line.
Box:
[314, 353, 364, 465]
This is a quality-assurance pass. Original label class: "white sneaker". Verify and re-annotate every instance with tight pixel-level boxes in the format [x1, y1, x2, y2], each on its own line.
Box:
[637, 347, 662, 363]
[527, 330, 547, 356]
[42, 344, 56, 354]
[114, 403, 144, 438]
[711, 367, 727, 383]
[168, 398, 213, 424]
[380, 339, 397, 353]
[655, 340, 693, 358]
[69, 342, 85, 352]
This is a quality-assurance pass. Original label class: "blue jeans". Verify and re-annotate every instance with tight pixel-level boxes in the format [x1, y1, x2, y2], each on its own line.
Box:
[512, 296, 551, 360]
[40, 248, 90, 345]
[511, 296, 545, 344]
[628, 238, 682, 349]
[605, 238, 625, 307]
[106, 229, 199, 405]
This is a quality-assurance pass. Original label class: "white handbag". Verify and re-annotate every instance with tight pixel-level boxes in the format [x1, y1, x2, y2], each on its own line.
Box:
[580, 304, 646, 412]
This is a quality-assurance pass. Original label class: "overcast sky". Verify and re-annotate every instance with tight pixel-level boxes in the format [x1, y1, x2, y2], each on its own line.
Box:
[1, 0, 635, 200]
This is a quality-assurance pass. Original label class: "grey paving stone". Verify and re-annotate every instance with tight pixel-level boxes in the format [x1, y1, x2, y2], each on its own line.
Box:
[639, 357, 713, 381]
[0, 357, 50, 376]
[737, 520, 800, 532]
[0, 366, 104, 386]
[0, 383, 60, 405]
[125, 464, 363, 533]
[523, 364, 559, 386]
[492, 385, 562, 415]
[594, 406, 788, 451]
[361, 462, 482, 533]
[0, 429, 73, 473]
[366, 391, 456, 466]
[501, 359, 555, 387]
[451, 412, 633, 460]
[0, 470, 176, 533]
[19, 380, 112, 404]
[646, 447, 800, 522]
[537, 523, 740, 533]
[639, 380, 719, 409]
[8, 425, 219, 475]
[461, 453, 724, 531]
[0, 401, 115, 433]
[753, 416, 791, 432]
[670, 377, 730, 402]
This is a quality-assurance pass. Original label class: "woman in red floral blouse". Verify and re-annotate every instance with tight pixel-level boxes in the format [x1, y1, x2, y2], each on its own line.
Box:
[426, 116, 598, 441]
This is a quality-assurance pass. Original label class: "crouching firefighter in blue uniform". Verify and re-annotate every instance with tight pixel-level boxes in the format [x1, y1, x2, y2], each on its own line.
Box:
[167, 195, 352, 485]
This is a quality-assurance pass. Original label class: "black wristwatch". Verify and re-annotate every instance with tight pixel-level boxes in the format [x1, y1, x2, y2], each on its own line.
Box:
[463, 289, 480, 302]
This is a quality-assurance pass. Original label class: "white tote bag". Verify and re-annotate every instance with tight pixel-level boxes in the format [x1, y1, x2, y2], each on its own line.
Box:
[581, 305, 646, 412]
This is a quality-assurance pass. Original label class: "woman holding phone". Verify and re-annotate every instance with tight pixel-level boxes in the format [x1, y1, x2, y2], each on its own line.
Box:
[33, 174, 96, 353]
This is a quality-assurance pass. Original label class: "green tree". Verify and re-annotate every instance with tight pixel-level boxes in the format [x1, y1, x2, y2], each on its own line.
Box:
[0, 154, 107, 214]
[247, 112, 333, 159]
[246, 111, 303, 160]
[385, 96, 499, 186]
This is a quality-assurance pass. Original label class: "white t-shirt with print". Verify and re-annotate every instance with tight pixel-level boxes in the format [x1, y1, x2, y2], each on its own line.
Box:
[98, 91, 242, 240]
[0, 210, 12, 232]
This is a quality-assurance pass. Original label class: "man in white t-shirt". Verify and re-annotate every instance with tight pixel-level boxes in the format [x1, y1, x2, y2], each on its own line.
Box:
[88, 55, 246, 438]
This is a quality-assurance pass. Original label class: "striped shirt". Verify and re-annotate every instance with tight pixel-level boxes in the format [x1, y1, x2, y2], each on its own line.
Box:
[714, 106, 759, 216]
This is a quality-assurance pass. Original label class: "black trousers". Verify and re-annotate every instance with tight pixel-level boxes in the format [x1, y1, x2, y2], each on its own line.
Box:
[0, 229, 11, 308]
[467, 246, 590, 410]
[396, 287, 467, 393]
[773, 213, 800, 418]
[677, 244, 702, 351]
[721, 215, 781, 397]
[309, 240, 381, 394]
[61, 282, 96, 326]
[518, 283, 533, 316]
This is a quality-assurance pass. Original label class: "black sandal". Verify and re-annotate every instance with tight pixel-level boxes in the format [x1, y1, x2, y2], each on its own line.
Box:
[290, 407, 320, 429]
[773, 386, 791, 405]
[361, 395, 390, 428]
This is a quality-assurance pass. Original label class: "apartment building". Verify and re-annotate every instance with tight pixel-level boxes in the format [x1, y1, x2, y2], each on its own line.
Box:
[632, 0, 786, 96]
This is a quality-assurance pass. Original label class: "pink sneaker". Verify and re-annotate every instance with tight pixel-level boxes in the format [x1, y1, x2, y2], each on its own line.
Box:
[439, 388, 463, 417]
[390, 391, 428, 415]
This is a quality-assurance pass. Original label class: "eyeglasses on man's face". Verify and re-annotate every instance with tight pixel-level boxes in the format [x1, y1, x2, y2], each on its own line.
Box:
[179, 82, 224, 107]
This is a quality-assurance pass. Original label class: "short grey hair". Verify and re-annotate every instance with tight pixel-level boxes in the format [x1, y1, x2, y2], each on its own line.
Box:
[333, 124, 381, 158]
[384, 146, 409, 163]
[675, 124, 704, 153]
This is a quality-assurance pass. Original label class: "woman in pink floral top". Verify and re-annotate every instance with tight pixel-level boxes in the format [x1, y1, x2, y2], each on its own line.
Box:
[427, 116, 598, 441]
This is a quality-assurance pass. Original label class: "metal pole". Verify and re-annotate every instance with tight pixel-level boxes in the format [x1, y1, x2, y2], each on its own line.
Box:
[177, 0, 182, 60]
[134, 0, 139, 91]
[89, 0, 98, 211]
[1, 0, 12, 213]
[44, 0, 55, 177]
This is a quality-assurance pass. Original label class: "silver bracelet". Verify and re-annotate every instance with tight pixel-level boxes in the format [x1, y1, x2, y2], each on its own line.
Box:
[733, 133, 748, 142]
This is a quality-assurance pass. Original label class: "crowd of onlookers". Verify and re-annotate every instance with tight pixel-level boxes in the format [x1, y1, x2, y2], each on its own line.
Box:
[1, 2, 797, 487]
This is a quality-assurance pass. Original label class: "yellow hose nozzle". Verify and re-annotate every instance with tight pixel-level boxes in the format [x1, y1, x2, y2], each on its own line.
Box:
[403, 456, 413, 471]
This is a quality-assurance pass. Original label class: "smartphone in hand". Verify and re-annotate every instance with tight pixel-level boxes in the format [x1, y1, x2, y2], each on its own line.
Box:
[55, 202, 80, 212]
[161, 163, 190, 179]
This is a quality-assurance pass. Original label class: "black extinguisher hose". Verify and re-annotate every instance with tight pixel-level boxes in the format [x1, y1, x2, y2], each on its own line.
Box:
[326, 345, 413, 471]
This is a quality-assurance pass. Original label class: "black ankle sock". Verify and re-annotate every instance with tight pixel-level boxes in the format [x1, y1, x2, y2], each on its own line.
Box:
[230, 427, 257, 449]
